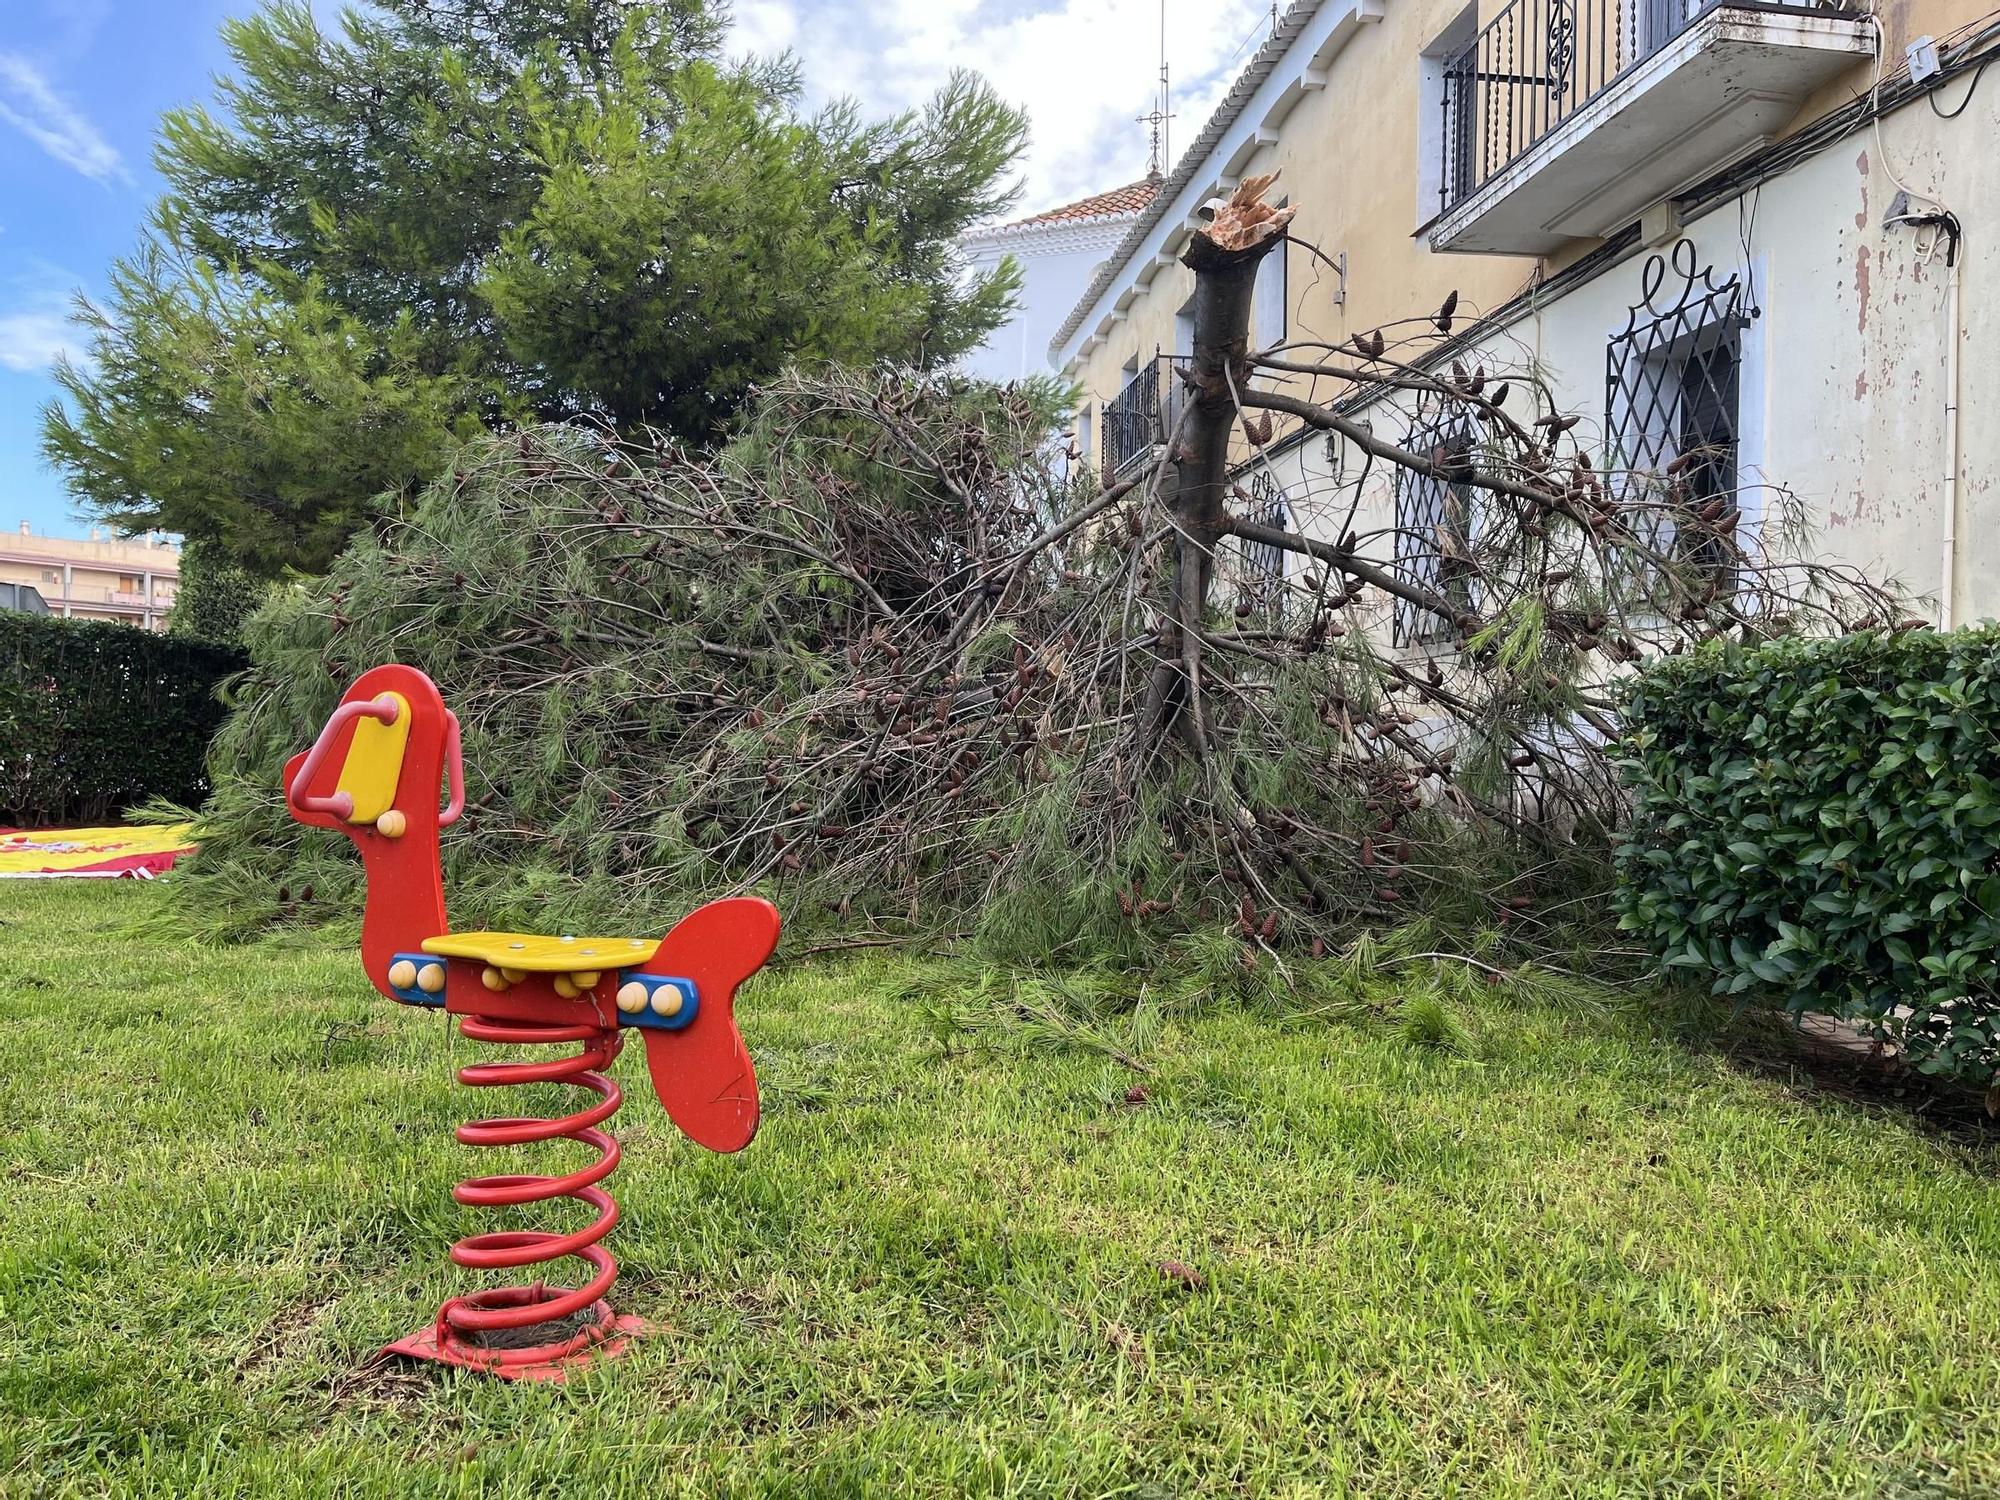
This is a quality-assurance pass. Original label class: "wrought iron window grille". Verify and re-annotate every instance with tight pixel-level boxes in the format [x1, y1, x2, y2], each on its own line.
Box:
[1604, 239, 1752, 593]
[1099, 353, 1194, 478]
[1241, 470, 1290, 620]
[1393, 406, 1481, 648]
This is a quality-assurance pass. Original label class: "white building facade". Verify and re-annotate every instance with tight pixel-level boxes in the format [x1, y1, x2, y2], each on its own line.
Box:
[1053, 0, 1999, 630]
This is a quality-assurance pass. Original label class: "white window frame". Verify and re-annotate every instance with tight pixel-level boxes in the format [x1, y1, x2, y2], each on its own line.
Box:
[1252, 222, 1289, 353]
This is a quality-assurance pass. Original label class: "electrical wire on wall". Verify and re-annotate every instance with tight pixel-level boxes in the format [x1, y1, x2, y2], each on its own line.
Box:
[1927, 46, 1991, 116]
[1866, 2, 1956, 261]
[1681, 8, 2000, 218]
[1736, 183, 1764, 321]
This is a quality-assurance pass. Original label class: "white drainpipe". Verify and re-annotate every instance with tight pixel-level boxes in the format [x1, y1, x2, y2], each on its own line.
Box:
[1940, 249, 1962, 629]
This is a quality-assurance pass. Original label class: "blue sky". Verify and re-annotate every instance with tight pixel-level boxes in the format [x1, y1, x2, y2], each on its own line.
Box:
[0, 0, 241, 537]
[1, 0, 1268, 540]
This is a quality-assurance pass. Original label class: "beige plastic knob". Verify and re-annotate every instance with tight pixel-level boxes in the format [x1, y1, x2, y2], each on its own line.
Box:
[416, 962, 446, 994]
[481, 966, 507, 991]
[650, 986, 684, 1018]
[387, 959, 416, 989]
[616, 981, 648, 1013]
[375, 809, 406, 838]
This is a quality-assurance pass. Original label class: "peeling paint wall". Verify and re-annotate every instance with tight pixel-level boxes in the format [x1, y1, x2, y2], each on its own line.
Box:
[1518, 88, 1992, 621]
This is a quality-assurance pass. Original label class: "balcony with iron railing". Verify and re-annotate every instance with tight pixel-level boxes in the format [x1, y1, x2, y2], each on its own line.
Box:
[1100, 355, 1193, 478]
[1431, 0, 1871, 255]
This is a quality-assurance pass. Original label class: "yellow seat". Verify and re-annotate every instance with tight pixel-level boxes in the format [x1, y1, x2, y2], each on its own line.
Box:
[420, 931, 659, 972]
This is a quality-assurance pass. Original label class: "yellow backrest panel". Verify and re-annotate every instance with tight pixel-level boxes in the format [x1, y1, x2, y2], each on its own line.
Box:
[421, 931, 658, 971]
[336, 692, 413, 824]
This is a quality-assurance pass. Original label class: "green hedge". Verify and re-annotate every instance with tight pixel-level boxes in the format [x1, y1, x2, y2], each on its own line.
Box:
[0, 612, 245, 826]
[1615, 626, 2000, 1083]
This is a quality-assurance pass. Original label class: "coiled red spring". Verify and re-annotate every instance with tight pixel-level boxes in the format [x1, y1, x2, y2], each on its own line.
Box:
[434, 1015, 627, 1371]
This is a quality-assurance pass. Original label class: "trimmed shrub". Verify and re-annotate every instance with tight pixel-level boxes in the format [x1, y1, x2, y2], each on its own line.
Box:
[1615, 626, 2000, 1084]
[0, 612, 244, 825]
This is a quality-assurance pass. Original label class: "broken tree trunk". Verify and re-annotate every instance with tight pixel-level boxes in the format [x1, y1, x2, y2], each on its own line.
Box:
[1143, 173, 1296, 757]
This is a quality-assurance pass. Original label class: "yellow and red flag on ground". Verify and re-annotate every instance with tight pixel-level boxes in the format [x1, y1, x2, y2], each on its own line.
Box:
[0, 824, 195, 878]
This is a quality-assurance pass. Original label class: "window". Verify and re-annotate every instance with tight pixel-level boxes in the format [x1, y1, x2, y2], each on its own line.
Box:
[1252, 225, 1288, 352]
[1102, 355, 1157, 476]
[1639, 0, 1705, 57]
[1417, 2, 1481, 223]
[1605, 240, 1748, 589]
[1393, 413, 1478, 647]
[1241, 470, 1290, 618]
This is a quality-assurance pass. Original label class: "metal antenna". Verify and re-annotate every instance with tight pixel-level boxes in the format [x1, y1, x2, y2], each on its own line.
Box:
[1136, 0, 1173, 178]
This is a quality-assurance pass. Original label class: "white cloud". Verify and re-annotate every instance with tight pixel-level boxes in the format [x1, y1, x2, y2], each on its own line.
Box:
[0, 260, 86, 372]
[733, 0, 1278, 217]
[0, 309, 77, 372]
[0, 52, 130, 185]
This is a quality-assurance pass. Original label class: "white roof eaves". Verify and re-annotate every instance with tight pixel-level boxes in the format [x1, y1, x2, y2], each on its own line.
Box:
[961, 208, 1149, 245]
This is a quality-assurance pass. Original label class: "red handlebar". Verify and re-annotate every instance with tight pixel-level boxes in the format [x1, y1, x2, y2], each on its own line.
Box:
[288, 695, 400, 820]
[287, 694, 466, 828]
[440, 711, 465, 827]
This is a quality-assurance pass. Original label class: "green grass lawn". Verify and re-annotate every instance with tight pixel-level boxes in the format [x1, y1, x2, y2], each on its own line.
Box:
[4, 881, 2000, 1496]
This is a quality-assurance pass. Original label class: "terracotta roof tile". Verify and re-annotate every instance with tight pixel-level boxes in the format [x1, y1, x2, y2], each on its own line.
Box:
[1002, 177, 1161, 229]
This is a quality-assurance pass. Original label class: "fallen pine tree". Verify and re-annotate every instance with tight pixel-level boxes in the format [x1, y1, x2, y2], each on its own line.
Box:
[178, 180, 1899, 967]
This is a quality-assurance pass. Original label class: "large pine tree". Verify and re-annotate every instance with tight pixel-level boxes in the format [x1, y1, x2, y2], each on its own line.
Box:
[44, 0, 1027, 574]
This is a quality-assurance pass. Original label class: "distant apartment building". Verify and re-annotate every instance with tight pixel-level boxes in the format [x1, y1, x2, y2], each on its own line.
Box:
[0, 523, 179, 630]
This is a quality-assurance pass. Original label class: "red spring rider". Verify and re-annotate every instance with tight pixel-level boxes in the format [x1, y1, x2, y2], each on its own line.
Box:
[284, 664, 777, 1381]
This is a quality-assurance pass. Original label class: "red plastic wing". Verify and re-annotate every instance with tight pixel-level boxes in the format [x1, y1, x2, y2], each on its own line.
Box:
[638, 897, 780, 1153]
